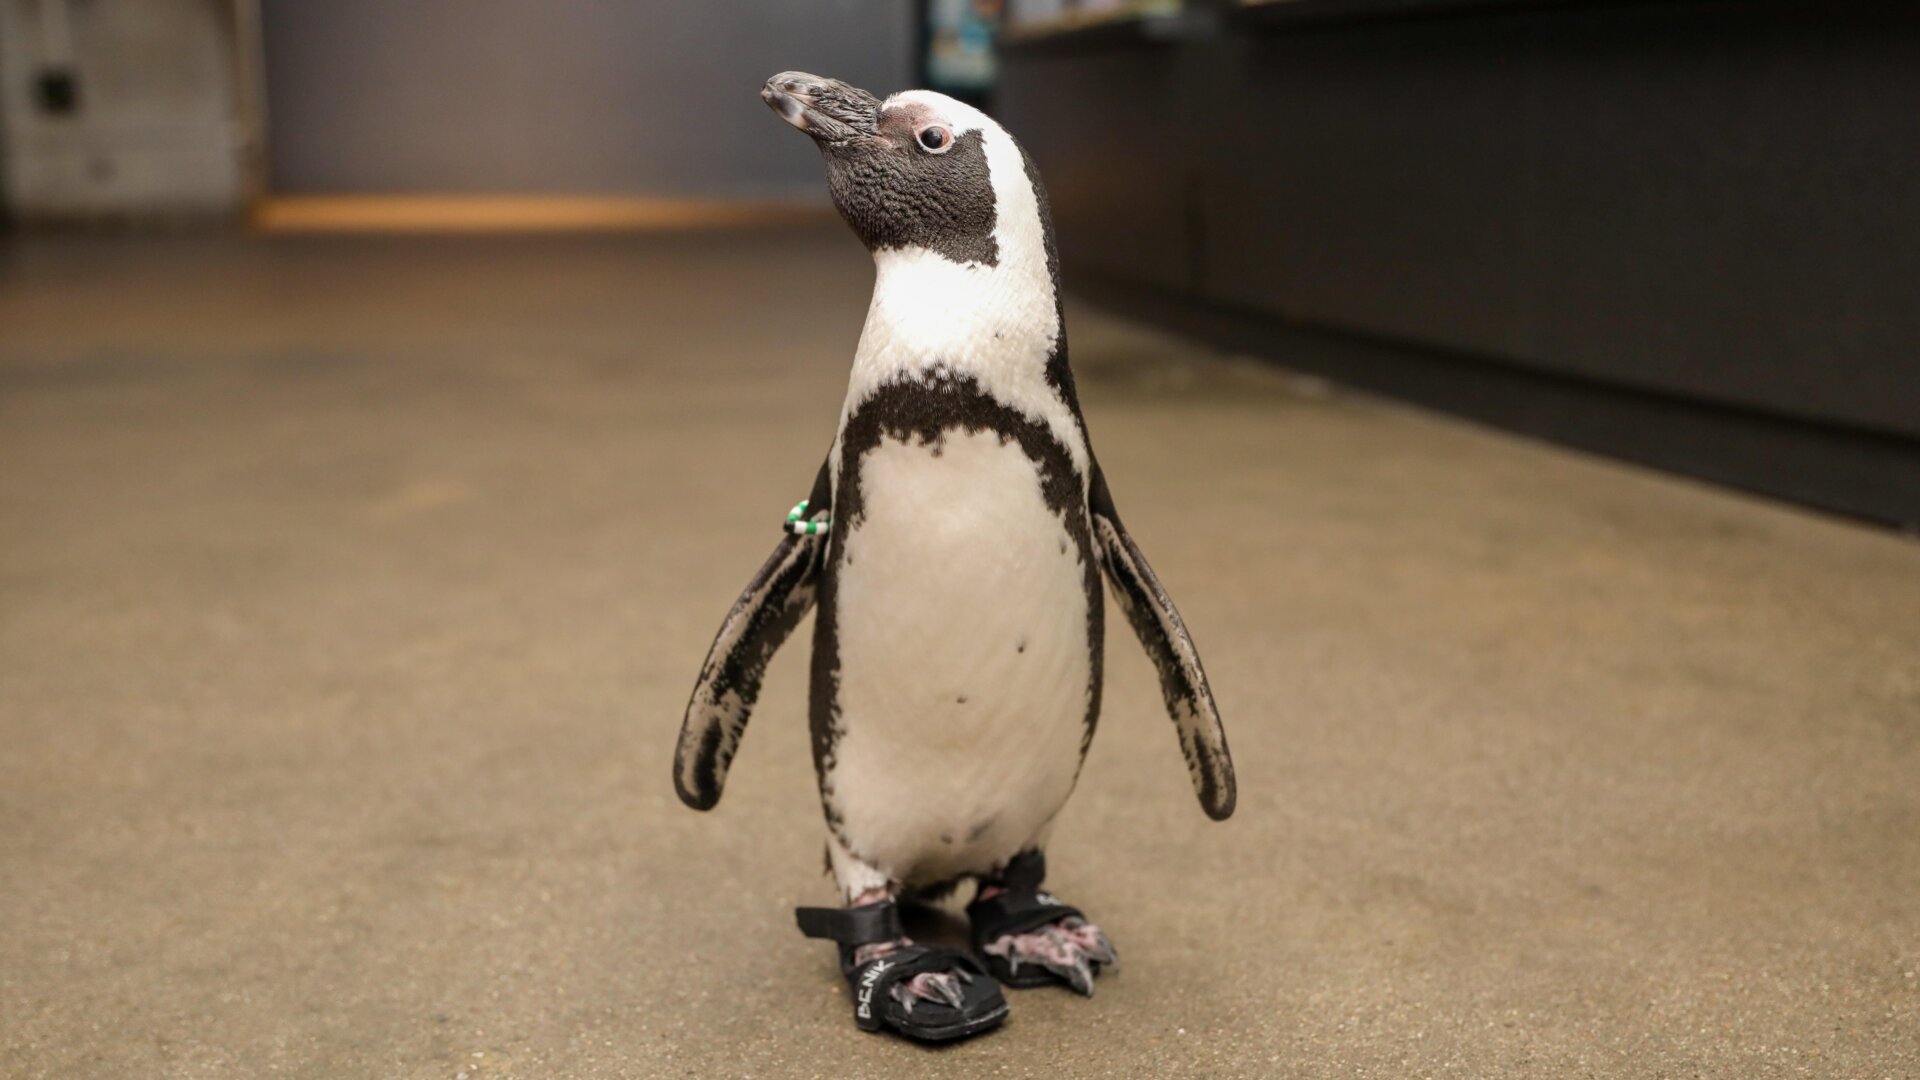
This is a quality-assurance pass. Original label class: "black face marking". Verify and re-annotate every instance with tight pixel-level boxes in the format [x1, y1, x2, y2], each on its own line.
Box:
[809, 372, 1105, 843]
[824, 124, 999, 268]
[966, 817, 997, 843]
[773, 74, 999, 266]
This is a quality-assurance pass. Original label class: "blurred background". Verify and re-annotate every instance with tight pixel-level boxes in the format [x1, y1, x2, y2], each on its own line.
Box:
[2, 2, 1916, 1077]
[2, 0, 1914, 520]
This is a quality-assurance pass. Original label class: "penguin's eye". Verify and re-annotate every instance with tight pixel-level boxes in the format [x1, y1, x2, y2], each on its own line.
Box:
[916, 125, 952, 153]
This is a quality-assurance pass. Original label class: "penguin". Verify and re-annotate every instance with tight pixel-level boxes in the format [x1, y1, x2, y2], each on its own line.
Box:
[673, 72, 1235, 1043]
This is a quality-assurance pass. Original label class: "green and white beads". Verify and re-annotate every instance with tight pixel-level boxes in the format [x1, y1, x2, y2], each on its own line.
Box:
[785, 499, 830, 537]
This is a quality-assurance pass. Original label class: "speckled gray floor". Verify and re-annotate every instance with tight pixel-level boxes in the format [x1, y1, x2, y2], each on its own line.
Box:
[2, 226, 1916, 1078]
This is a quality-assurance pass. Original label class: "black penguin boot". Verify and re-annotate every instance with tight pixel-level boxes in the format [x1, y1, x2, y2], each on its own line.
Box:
[795, 896, 1008, 1042]
[967, 850, 1116, 995]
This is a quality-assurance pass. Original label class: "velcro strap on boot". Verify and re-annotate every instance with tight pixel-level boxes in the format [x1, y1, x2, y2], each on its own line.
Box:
[969, 850, 1079, 944]
[794, 900, 903, 946]
[968, 890, 1083, 944]
[998, 849, 1046, 892]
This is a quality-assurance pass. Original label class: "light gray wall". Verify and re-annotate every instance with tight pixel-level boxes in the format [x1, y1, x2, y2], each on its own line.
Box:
[260, 1, 914, 199]
[0, 0, 247, 220]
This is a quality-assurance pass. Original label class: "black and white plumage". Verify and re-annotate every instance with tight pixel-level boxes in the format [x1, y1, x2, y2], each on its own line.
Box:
[674, 74, 1235, 908]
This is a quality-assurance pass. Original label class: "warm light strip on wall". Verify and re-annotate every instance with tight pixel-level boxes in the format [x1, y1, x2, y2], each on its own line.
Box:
[251, 195, 833, 233]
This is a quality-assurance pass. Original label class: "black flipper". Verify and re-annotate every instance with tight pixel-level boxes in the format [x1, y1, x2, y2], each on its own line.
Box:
[1089, 462, 1237, 820]
[796, 901, 1009, 1042]
[672, 463, 831, 810]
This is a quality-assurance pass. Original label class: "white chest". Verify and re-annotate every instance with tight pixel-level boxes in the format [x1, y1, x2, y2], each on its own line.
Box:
[825, 428, 1094, 883]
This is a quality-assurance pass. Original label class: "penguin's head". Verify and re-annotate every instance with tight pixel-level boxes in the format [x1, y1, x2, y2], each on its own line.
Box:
[763, 71, 1007, 267]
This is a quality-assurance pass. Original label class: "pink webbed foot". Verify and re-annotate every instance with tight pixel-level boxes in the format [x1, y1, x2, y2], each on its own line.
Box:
[852, 940, 976, 1014]
[981, 914, 1117, 996]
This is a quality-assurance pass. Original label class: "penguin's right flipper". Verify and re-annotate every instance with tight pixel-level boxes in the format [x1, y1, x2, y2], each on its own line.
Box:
[1089, 463, 1237, 821]
[673, 462, 831, 810]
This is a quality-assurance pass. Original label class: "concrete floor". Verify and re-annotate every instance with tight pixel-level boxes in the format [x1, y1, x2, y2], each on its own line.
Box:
[1, 226, 1916, 1079]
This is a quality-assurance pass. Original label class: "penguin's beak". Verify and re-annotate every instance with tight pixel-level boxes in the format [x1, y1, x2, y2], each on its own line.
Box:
[762, 71, 880, 144]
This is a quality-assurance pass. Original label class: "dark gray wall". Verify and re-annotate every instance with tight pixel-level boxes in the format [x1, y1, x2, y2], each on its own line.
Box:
[999, 1, 1920, 524]
[1205, 4, 1920, 440]
[260, 1, 913, 199]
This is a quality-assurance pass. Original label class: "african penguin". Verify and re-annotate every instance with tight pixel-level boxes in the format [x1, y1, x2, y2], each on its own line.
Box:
[673, 72, 1235, 1040]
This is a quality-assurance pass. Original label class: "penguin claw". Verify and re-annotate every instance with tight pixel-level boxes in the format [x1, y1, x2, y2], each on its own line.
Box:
[854, 938, 972, 1015]
[984, 917, 1117, 997]
[1076, 922, 1118, 967]
[896, 971, 967, 1013]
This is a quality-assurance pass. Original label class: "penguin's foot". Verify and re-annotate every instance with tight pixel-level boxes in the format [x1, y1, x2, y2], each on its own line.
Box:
[978, 906, 1116, 996]
[852, 939, 975, 1014]
[796, 900, 1008, 1042]
[967, 849, 1115, 995]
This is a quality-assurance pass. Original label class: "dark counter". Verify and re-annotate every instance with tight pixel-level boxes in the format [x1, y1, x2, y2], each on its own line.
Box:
[1000, 0, 1920, 525]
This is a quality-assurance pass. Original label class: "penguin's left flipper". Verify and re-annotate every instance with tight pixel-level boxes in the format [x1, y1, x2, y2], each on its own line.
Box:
[1089, 463, 1238, 820]
[673, 462, 831, 811]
